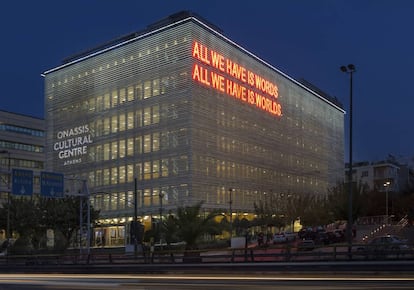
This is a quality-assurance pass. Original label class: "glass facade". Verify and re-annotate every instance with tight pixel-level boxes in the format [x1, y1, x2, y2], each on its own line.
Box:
[43, 14, 344, 245]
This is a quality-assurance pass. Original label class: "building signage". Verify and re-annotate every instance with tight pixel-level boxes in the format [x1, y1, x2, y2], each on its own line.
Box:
[40, 171, 64, 198]
[192, 41, 282, 117]
[12, 169, 33, 196]
[53, 124, 93, 166]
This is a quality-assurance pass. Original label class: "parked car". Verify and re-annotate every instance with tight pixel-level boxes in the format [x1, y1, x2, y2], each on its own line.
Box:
[273, 233, 287, 244]
[284, 231, 297, 241]
[297, 239, 315, 251]
[357, 235, 410, 252]
[273, 232, 297, 244]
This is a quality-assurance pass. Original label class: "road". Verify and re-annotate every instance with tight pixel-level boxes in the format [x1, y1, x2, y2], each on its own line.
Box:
[0, 273, 413, 289]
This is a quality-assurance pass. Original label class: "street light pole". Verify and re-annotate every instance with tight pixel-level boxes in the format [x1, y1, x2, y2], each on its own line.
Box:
[340, 64, 356, 255]
[229, 188, 234, 241]
[384, 181, 391, 225]
[159, 191, 164, 245]
[0, 150, 11, 240]
[134, 177, 138, 257]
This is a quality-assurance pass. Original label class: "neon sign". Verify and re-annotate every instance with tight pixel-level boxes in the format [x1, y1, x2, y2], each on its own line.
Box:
[192, 41, 282, 117]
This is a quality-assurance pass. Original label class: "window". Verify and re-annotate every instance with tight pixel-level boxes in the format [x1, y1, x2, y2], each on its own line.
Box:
[111, 90, 118, 107]
[119, 88, 126, 104]
[135, 162, 142, 180]
[152, 133, 159, 152]
[127, 164, 134, 182]
[103, 168, 110, 185]
[153, 79, 160, 96]
[153, 160, 159, 179]
[111, 167, 118, 185]
[161, 159, 169, 177]
[135, 136, 142, 154]
[104, 143, 110, 160]
[127, 112, 134, 130]
[143, 107, 151, 126]
[153, 105, 159, 124]
[127, 138, 134, 156]
[118, 192, 126, 210]
[143, 134, 151, 153]
[104, 118, 110, 135]
[104, 93, 110, 109]
[136, 109, 142, 127]
[119, 166, 126, 184]
[127, 86, 134, 102]
[144, 161, 151, 180]
[143, 189, 151, 206]
[135, 82, 142, 100]
[111, 115, 118, 133]
[119, 113, 126, 131]
[144, 81, 151, 99]
[119, 139, 126, 158]
[111, 141, 118, 159]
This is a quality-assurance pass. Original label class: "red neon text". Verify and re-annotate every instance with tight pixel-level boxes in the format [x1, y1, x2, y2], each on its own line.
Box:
[192, 41, 282, 117]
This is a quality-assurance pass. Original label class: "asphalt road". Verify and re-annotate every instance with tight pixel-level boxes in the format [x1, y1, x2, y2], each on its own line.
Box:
[0, 273, 414, 290]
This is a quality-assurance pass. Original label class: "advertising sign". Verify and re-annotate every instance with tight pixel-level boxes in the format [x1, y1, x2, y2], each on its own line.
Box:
[12, 169, 33, 196]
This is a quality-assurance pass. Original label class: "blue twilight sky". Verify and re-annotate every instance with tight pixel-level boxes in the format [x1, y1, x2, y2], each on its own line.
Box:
[0, 0, 413, 163]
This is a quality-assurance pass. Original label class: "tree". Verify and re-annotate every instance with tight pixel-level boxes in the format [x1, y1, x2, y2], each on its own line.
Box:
[39, 196, 100, 250]
[174, 201, 222, 251]
[0, 195, 99, 253]
[326, 181, 367, 224]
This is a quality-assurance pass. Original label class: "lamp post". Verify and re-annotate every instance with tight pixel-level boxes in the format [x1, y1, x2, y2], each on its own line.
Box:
[228, 188, 235, 241]
[340, 64, 356, 254]
[134, 177, 138, 257]
[384, 181, 391, 225]
[0, 150, 11, 240]
[159, 191, 164, 246]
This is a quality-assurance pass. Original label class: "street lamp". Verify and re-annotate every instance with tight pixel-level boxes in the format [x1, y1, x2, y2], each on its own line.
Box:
[159, 191, 164, 245]
[340, 64, 356, 254]
[0, 150, 11, 241]
[228, 188, 235, 241]
[384, 181, 391, 225]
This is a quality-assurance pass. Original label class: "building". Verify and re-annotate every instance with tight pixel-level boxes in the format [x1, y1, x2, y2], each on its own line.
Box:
[42, 11, 345, 247]
[347, 159, 414, 193]
[0, 110, 45, 239]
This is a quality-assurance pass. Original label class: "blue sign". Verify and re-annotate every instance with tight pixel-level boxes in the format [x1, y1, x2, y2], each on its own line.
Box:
[12, 169, 33, 196]
[41, 172, 64, 198]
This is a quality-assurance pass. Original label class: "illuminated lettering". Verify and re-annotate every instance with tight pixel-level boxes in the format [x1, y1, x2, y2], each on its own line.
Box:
[54, 124, 93, 165]
[192, 41, 210, 65]
[255, 93, 282, 117]
[191, 41, 283, 117]
[211, 71, 225, 92]
[226, 59, 247, 83]
[248, 71, 255, 86]
[254, 74, 278, 98]
[248, 89, 255, 104]
[58, 146, 87, 159]
[210, 50, 225, 72]
[192, 64, 210, 86]
[226, 79, 247, 101]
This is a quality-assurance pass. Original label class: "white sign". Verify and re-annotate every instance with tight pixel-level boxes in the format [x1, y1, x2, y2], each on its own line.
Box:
[53, 125, 93, 166]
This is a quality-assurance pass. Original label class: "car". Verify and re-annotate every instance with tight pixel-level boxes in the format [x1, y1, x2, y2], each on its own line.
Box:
[284, 231, 297, 242]
[297, 239, 315, 251]
[273, 233, 287, 244]
[357, 235, 410, 253]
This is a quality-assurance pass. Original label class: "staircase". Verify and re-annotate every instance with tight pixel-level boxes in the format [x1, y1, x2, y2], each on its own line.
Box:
[356, 215, 409, 243]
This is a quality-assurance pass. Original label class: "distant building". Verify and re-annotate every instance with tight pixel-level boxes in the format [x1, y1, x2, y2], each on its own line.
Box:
[42, 11, 345, 247]
[346, 159, 414, 193]
[0, 110, 45, 238]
